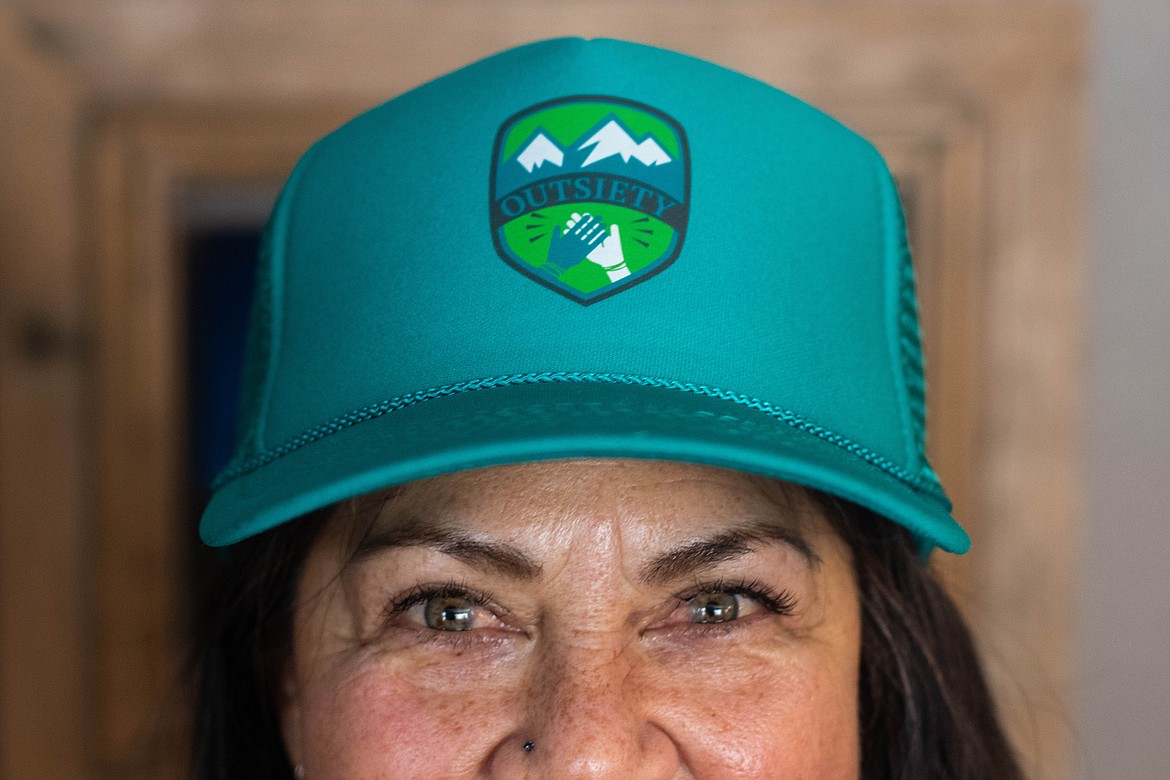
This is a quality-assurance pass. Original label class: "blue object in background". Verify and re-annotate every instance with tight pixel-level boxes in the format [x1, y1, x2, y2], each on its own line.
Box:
[186, 228, 260, 492]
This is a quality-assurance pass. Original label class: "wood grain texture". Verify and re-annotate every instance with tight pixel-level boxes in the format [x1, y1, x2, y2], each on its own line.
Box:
[0, 8, 89, 780]
[0, 3, 1086, 778]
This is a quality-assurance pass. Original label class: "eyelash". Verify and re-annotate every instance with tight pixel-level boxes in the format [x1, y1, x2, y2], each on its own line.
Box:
[384, 581, 495, 618]
[677, 577, 797, 613]
[674, 577, 799, 621]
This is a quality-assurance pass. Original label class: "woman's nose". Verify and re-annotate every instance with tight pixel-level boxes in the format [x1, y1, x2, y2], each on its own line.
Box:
[488, 638, 681, 779]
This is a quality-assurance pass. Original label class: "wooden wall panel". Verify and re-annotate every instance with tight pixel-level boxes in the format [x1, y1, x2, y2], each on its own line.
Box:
[0, 9, 88, 780]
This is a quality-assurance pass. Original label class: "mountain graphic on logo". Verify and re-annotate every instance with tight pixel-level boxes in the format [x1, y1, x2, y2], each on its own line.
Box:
[500, 115, 682, 200]
[516, 132, 564, 172]
[579, 120, 672, 167]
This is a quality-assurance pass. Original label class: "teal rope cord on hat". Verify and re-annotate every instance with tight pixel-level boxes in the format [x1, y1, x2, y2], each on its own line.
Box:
[211, 370, 948, 501]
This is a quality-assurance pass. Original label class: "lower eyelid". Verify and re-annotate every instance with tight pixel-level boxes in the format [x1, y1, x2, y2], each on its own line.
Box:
[644, 612, 769, 644]
[687, 620, 754, 636]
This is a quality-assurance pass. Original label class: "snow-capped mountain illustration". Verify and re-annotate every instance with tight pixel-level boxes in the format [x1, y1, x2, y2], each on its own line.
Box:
[495, 115, 684, 203]
[516, 132, 564, 172]
[579, 120, 672, 168]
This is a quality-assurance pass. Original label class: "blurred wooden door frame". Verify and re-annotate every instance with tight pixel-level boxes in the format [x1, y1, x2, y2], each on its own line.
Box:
[0, 3, 1085, 778]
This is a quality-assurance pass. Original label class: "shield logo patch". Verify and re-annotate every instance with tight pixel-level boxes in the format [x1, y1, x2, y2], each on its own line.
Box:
[490, 96, 690, 304]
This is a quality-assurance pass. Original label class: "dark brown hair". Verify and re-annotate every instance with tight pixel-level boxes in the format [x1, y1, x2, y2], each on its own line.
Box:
[816, 495, 1022, 779]
[190, 491, 1021, 779]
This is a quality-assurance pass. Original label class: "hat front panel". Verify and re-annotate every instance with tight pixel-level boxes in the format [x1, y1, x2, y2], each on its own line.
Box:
[258, 38, 911, 479]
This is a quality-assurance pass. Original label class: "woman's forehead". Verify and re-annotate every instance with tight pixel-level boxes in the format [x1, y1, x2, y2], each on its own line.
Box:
[312, 460, 835, 597]
[405, 458, 803, 504]
[338, 459, 826, 549]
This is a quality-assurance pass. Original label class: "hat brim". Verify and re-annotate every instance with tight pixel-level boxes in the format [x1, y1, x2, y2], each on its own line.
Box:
[201, 379, 969, 553]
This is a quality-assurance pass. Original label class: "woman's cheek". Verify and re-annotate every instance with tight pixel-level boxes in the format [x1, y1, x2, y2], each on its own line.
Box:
[650, 649, 860, 778]
[299, 656, 520, 778]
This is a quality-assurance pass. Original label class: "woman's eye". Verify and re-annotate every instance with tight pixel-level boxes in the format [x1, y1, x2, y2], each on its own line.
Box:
[409, 595, 483, 632]
[688, 590, 760, 624]
[382, 586, 525, 647]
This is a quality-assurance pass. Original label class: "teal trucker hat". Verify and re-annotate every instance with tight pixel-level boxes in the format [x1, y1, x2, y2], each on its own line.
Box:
[200, 37, 969, 554]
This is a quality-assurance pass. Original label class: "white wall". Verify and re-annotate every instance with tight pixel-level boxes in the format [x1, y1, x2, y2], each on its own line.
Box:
[1082, 0, 1170, 777]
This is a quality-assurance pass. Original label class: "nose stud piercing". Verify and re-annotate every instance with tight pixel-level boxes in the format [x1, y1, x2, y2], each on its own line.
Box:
[523, 740, 535, 753]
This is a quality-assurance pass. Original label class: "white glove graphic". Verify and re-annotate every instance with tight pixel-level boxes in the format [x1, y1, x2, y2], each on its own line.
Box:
[565, 212, 630, 282]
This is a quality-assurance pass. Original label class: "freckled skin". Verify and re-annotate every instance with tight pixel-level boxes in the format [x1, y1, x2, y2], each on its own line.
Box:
[281, 460, 862, 778]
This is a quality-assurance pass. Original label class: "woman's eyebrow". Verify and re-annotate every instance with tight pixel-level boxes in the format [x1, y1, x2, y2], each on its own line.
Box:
[350, 518, 542, 580]
[639, 521, 820, 585]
